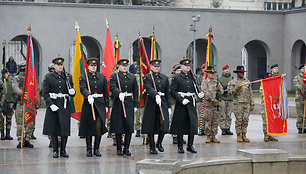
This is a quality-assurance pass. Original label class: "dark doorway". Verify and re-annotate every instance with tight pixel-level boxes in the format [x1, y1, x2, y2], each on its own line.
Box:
[8, 35, 41, 83]
[130, 37, 160, 63]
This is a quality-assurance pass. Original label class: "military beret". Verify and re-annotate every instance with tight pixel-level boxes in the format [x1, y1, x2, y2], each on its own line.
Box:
[222, 64, 229, 70]
[201, 63, 207, 70]
[270, 64, 278, 69]
[174, 64, 181, 71]
[299, 64, 304, 70]
[172, 63, 179, 69]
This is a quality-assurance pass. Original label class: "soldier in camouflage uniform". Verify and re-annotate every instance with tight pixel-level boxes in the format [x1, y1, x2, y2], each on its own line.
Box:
[2, 69, 14, 140]
[201, 66, 223, 143]
[218, 64, 234, 135]
[13, 61, 35, 148]
[293, 64, 306, 134]
[0, 79, 6, 140]
[228, 66, 254, 143]
[260, 64, 279, 141]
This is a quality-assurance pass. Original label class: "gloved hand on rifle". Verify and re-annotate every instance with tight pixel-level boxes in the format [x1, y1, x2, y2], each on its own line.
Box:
[88, 95, 94, 105]
[119, 93, 125, 102]
[50, 104, 59, 112]
[155, 95, 161, 106]
[182, 99, 190, 105]
[69, 88, 76, 96]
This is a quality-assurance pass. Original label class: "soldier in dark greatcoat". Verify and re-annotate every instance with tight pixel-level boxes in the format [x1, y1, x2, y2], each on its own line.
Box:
[42, 57, 75, 158]
[141, 59, 171, 154]
[79, 58, 109, 157]
[170, 58, 204, 153]
[109, 59, 138, 156]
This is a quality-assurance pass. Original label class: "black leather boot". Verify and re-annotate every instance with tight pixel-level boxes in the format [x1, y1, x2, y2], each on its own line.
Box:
[221, 129, 226, 135]
[86, 136, 92, 157]
[123, 133, 132, 156]
[226, 129, 233, 135]
[177, 135, 184, 153]
[5, 129, 13, 140]
[135, 130, 140, 137]
[149, 134, 157, 154]
[60, 136, 69, 158]
[156, 133, 165, 152]
[94, 136, 102, 157]
[116, 134, 123, 156]
[186, 134, 197, 153]
[52, 136, 59, 158]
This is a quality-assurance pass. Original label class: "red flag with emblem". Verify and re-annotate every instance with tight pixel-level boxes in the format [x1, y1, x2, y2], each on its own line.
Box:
[21, 33, 38, 127]
[262, 75, 288, 136]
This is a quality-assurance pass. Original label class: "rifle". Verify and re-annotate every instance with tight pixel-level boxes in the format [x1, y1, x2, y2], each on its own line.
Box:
[189, 69, 202, 95]
[115, 69, 127, 118]
[149, 71, 165, 121]
[215, 74, 222, 111]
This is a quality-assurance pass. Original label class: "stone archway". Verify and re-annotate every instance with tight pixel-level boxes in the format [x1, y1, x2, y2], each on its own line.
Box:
[186, 38, 217, 74]
[7, 35, 41, 82]
[69, 36, 102, 73]
[291, 40, 306, 74]
[242, 40, 270, 90]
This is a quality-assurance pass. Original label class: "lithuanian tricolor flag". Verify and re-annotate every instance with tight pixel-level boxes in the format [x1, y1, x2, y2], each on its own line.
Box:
[70, 24, 87, 121]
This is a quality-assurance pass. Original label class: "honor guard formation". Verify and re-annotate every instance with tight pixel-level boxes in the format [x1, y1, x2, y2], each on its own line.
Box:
[0, 55, 305, 158]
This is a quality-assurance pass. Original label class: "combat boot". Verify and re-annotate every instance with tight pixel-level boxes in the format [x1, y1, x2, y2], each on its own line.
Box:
[221, 129, 226, 135]
[264, 133, 269, 142]
[24, 140, 34, 148]
[177, 135, 184, 153]
[226, 129, 233, 135]
[0, 129, 4, 140]
[237, 133, 243, 143]
[60, 136, 69, 158]
[5, 129, 13, 140]
[268, 136, 278, 142]
[93, 136, 102, 157]
[116, 134, 123, 156]
[212, 136, 220, 143]
[298, 128, 302, 134]
[123, 133, 132, 156]
[149, 134, 157, 154]
[85, 136, 92, 157]
[135, 130, 140, 137]
[205, 136, 212, 143]
[172, 137, 178, 144]
[242, 133, 250, 143]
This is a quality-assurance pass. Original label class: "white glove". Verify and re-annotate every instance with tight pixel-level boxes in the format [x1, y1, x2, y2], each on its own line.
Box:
[155, 95, 161, 106]
[182, 99, 190, 105]
[168, 108, 172, 116]
[119, 93, 125, 102]
[50, 104, 59, 112]
[105, 107, 108, 113]
[88, 95, 94, 105]
[134, 107, 137, 113]
[69, 88, 76, 96]
[198, 92, 204, 99]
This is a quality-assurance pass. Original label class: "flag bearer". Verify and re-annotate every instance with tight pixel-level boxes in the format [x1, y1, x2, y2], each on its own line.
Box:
[228, 66, 254, 143]
[109, 59, 138, 156]
[141, 59, 171, 154]
[42, 57, 75, 158]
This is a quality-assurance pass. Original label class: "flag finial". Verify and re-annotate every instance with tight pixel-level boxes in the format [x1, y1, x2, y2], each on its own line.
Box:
[27, 24, 31, 33]
[2, 39, 6, 47]
[116, 33, 118, 40]
[209, 26, 212, 33]
[75, 21, 80, 31]
[152, 26, 155, 35]
[106, 19, 109, 28]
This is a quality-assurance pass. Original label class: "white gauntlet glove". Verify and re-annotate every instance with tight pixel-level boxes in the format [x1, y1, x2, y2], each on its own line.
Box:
[134, 107, 137, 113]
[182, 99, 190, 105]
[119, 93, 125, 102]
[105, 107, 108, 113]
[88, 95, 94, 105]
[155, 95, 161, 106]
[168, 108, 172, 116]
[69, 88, 76, 96]
[50, 104, 59, 112]
[198, 92, 204, 99]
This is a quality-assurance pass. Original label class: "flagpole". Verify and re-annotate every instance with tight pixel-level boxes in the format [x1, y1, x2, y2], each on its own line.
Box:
[239, 74, 287, 87]
[149, 71, 165, 121]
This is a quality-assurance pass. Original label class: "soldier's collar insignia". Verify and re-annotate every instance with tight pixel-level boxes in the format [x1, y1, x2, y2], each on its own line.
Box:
[123, 72, 127, 75]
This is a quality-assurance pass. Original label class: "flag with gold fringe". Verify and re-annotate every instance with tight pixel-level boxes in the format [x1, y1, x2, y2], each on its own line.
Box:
[262, 74, 289, 136]
[149, 32, 157, 61]
[21, 29, 38, 126]
[138, 36, 151, 108]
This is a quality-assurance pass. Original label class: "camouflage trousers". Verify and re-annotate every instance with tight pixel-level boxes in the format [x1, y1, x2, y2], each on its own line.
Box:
[204, 106, 220, 136]
[197, 101, 206, 130]
[4, 102, 14, 130]
[170, 104, 177, 138]
[135, 107, 144, 131]
[295, 99, 306, 129]
[233, 103, 250, 134]
[261, 101, 268, 134]
[219, 100, 233, 129]
[0, 113, 4, 136]
[15, 103, 35, 142]
[106, 108, 115, 139]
